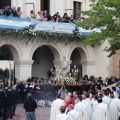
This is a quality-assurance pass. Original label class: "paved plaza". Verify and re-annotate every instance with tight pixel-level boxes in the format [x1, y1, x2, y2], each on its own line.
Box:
[13, 104, 51, 120]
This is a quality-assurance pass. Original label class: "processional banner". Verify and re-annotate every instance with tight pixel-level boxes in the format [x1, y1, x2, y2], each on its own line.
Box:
[34, 21, 76, 34]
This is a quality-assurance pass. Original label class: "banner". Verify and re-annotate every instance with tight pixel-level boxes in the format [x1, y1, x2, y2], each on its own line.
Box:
[0, 16, 33, 30]
[35, 21, 53, 32]
[35, 21, 76, 34]
[54, 22, 76, 34]
[78, 27, 101, 35]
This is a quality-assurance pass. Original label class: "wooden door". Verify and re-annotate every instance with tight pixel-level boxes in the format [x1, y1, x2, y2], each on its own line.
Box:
[73, 1, 81, 19]
[0, 0, 11, 9]
[40, 0, 50, 14]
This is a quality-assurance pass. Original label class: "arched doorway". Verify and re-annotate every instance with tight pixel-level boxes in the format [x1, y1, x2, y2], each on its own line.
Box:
[70, 47, 87, 77]
[0, 0, 11, 9]
[0, 44, 21, 83]
[0, 45, 13, 79]
[32, 45, 60, 78]
[41, 0, 50, 14]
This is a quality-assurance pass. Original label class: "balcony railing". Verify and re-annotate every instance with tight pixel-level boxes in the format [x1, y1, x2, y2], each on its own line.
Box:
[0, 15, 101, 35]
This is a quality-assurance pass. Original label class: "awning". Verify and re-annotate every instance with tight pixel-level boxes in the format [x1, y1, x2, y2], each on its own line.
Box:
[0, 61, 14, 71]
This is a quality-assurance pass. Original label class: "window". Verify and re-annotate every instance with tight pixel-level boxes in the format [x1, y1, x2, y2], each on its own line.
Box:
[0, 0, 11, 9]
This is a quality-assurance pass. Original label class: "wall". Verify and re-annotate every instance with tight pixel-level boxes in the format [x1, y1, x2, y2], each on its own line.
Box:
[11, 0, 91, 18]
[11, 0, 40, 18]
[94, 41, 110, 79]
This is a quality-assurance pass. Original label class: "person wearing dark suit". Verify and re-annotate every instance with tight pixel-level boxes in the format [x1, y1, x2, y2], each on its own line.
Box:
[12, 85, 19, 116]
[12, 6, 18, 17]
[3, 6, 11, 17]
[19, 81, 26, 103]
[5, 86, 15, 119]
[43, 10, 52, 21]
[0, 85, 6, 120]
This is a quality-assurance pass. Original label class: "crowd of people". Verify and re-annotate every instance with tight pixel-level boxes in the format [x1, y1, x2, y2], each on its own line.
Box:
[0, 75, 119, 120]
[0, 84, 19, 120]
[0, 6, 22, 17]
[0, 6, 80, 23]
[50, 84, 120, 120]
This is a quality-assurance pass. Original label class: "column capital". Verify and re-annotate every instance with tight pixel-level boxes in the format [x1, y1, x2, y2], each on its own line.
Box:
[80, 61, 95, 65]
[14, 60, 34, 66]
[53, 60, 72, 65]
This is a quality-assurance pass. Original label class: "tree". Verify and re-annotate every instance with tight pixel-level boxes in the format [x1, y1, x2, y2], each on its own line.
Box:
[77, 0, 120, 57]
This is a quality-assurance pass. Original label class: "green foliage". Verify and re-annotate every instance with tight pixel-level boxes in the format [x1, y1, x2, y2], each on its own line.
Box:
[77, 0, 120, 57]
[0, 26, 82, 45]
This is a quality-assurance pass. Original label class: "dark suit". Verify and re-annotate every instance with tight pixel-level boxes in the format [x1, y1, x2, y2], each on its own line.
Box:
[0, 90, 6, 120]
[19, 83, 26, 103]
[12, 10, 18, 17]
[5, 89, 15, 119]
[12, 90, 19, 115]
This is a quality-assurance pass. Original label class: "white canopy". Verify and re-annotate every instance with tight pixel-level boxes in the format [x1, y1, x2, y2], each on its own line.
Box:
[0, 61, 14, 71]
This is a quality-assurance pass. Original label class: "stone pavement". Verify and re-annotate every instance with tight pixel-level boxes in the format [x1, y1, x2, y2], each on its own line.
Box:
[13, 104, 51, 120]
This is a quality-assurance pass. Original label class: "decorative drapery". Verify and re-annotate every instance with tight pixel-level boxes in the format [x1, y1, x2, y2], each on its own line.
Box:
[0, 61, 14, 71]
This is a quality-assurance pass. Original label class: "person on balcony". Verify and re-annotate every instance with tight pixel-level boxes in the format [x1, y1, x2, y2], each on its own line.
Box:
[3, 6, 11, 17]
[17, 7, 22, 18]
[12, 6, 18, 17]
[30, 10, 36, 19]
[62, 13, 69, 23]
[43, 10, 52, 21]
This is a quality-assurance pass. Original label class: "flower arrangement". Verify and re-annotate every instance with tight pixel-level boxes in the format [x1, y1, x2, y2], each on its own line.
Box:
[53, 76, 76, 84]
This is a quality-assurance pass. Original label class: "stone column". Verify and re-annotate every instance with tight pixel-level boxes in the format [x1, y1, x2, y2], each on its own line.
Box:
[14, 60, 34, 81]
[53, 60, 72, 76]
[80, 60, 95, 77]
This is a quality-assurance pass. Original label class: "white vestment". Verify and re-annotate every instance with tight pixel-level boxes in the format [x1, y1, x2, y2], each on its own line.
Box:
[92, 103, 110, 120]
[56, 113, 69, 120]
[67, 110, 80, 120]
[74, 101, 86, 120]
[82, 98, 92, 120]
[92, 99, 98, 110]
[109, 98, 120, 120]
[50, 99, 65, 120]
[102, 96, 111, 109]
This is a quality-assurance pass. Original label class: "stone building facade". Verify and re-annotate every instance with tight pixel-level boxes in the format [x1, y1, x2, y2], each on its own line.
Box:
[0, 0, 118, 80]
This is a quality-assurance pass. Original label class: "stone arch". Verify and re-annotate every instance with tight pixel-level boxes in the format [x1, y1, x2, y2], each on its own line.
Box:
[68, 45, 89, 61]
[0, 42, 23, 60]
[29, 43, 62, 61]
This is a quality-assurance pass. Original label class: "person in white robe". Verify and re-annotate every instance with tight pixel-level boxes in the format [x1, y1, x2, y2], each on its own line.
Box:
[67, 104, 80, 120]
[92, 94, 98, 110]
[92, 97, 110, 120]
[112, 87, 117, 97]
[109, 93, 120, 120]
[56, 106, 69, 120]
[102, 90, 111, 109]
[82, 92, 92, 120]
[74, 95, 86, 120]
[50, 94, 65, 120]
